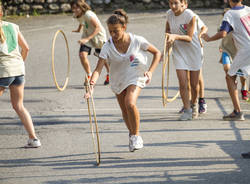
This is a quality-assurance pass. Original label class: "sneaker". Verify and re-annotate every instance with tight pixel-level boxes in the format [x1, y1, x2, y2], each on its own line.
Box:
[178, 106, 185, 114]
[129, 135, 143, 152]
[223, 110, 245, 121]
[241, 90, 248, 100]
[179, 108, 192, 121]
[198, 98, 207, 114]
[241, 152, 250, 159]
[191, 103, 199, 119]
[104, 74, 109, 85]
[24, 138, 41, 148]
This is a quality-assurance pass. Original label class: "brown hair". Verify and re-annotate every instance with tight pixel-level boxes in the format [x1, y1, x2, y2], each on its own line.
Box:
[0, 3, 5, 44]
[107, 9, 128, 26]
[71, 0, 91, 14]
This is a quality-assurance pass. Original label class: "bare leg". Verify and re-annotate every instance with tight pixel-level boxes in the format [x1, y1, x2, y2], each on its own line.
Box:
[9, 84, 37, 139]
[104, 61, 110, 74]
[124, 85, 141, 136]
[116, 85, 141, 136]
[225, 74, 241, 112]
[79, 51, 91, 75]
[176, 70, 190, 109]
[240, 76, 247, 90]
[187, 71, 191, 100]
[198, 69, 204, 98]
[223, 64, 230, 74]
[0, 87, 4, 96]
[116, 90, 132, 134]
[190, 70, 200, 105]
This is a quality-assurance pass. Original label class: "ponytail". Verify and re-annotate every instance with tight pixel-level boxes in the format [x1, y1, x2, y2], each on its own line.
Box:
[107, 9, 128, 26]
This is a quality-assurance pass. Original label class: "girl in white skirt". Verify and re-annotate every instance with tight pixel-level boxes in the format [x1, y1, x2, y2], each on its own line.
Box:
[165, 0, 204, 120]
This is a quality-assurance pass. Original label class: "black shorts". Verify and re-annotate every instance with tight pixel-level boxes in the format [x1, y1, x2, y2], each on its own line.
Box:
[79, 44, 101, 55]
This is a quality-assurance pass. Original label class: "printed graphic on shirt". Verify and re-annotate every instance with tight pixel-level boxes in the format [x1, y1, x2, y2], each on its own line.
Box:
[85, 22, 89, 29]
[2, 24, 17, 53]
[240, 13, 250, 36]
[129, 54, 139, 67]
[180, 24, 188, 34]
[236, 69, 245, 77]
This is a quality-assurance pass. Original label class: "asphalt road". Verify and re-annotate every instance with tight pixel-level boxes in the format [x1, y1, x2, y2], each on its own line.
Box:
[0, 10, 250, 184]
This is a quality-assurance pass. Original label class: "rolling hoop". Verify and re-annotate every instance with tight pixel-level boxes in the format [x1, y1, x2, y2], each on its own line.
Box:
[85, 75, 101, 166]
[162, 35, 180, 107]
[51, 30, 70, 91]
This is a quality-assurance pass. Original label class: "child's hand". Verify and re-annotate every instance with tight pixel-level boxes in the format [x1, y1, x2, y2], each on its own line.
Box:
[166, 33, 175, 45]
[78, 38, 89, 45]
[144, 71, 152, 84]
[84, 85, 94, 99]
[201, 33, 210, 42]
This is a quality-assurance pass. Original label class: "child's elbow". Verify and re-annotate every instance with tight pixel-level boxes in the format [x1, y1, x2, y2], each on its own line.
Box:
[25, 45, 30, 53]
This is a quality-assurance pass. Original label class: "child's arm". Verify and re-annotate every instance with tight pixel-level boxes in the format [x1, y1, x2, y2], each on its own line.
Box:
[202, 30, 227, 42]
[166, 16, 196, 44]
[144, 44, 161, 84]
[72, 24, 83, 33]
[78, 17, 101, 45]
[198, 26, 208, 47]
[84, 58, 105, 98]
[18, 31, 29, 61]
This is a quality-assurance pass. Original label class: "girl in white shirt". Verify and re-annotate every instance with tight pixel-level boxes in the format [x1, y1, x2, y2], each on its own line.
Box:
[165, 0, 204, 121]
[86, 9, 161, 152]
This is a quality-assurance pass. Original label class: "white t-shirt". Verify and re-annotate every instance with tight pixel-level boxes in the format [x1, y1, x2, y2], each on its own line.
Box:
[166, 9, 203, 71]
[223, 6, 250, 76]
[0, 21, 25, 78]
[99, 33, 150, 94]
[77, 10, 107, 48]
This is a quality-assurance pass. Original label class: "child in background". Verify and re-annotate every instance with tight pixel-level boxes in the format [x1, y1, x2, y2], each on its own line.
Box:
[219, 8, 248, 100]
[202, 0, 250, 121]
[86, 9, 161, 152]
[71, 0, 110, 85]
[166, 0, 205, 120]
[178, 0, 208, 114]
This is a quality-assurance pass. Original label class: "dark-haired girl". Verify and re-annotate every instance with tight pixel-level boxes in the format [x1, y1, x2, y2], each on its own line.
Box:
[86, 9, 161, 152]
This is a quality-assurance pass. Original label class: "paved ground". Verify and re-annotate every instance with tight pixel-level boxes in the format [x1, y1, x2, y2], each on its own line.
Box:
[0, 10, 250, 184]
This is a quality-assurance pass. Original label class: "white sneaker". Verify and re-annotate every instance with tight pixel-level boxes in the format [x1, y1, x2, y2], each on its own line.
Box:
[179, 109, 192, 121]
[24, 138, 41, 148]
[129, 135, 143, 152]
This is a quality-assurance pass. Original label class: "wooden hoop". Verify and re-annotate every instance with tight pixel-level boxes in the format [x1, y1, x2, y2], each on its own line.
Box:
[51, 30, 70, 91]
[85, 75, 101, 166]
[162, 35, 180, 107]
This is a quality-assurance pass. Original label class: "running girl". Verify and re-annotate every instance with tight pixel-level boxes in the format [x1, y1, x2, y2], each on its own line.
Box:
[0, 3, 41, 148]
[71, 0, 110, 85]
[202, 0, 250, 121]
[85, 9, 161, 152]
[165, 0, 205, 120]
